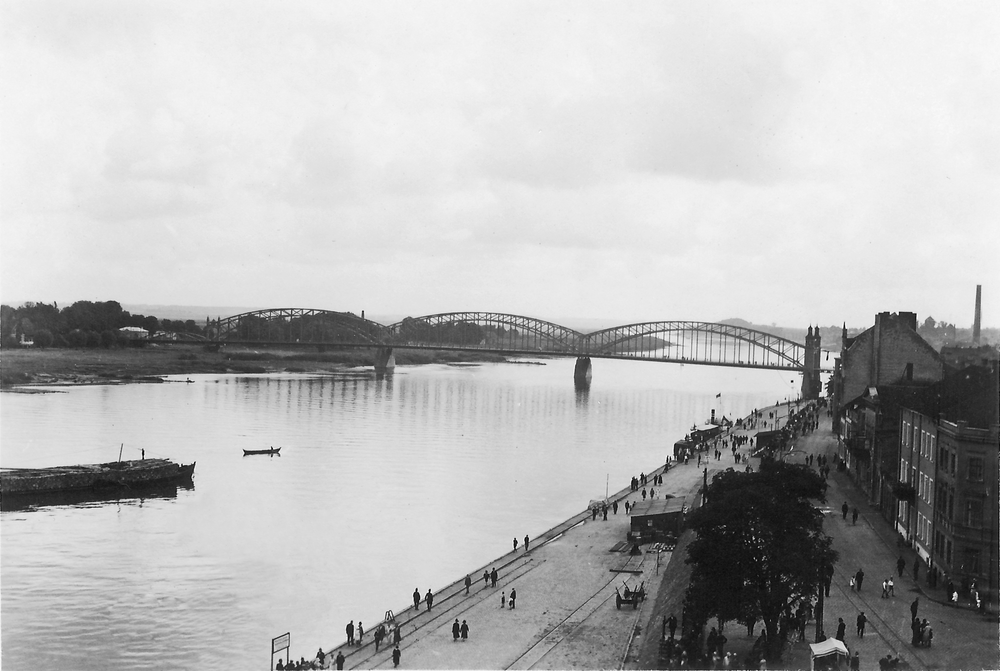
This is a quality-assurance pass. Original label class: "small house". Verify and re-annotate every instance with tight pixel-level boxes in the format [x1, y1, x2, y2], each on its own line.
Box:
[628, 497, 687, 544]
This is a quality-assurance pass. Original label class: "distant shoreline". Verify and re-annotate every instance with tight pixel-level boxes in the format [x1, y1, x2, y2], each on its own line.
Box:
[0, 344, 512, 389]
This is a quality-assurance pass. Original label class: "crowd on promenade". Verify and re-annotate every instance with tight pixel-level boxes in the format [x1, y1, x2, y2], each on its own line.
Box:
[287, 399, 816, 671]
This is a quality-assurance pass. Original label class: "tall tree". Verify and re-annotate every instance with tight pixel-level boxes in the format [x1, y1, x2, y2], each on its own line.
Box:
[684, 460, 837, 664]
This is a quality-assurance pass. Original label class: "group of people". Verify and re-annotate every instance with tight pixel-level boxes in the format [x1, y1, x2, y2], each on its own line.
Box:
[500, 587, 517, 609]
[451, 618, 471, 641]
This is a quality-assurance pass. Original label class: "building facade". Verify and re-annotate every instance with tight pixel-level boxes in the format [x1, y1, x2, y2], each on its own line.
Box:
[896, 365, 999, 611]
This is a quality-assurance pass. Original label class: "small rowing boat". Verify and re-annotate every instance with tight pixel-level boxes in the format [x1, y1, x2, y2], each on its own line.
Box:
[243, 447, 281, 456]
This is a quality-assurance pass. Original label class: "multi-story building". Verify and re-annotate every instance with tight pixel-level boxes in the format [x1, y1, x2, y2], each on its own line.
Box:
[834, 312, 946, 516]
[896, 365, 999, 611]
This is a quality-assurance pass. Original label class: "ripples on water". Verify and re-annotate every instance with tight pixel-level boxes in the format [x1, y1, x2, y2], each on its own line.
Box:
[1, 358, 801, 669]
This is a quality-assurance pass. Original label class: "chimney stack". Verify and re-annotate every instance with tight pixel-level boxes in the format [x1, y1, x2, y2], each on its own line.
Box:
[973, 285, 982, 346]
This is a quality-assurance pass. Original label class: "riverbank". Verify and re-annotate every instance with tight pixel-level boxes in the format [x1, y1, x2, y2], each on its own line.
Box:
[0, 345, 508, 388]
[306, 402, 802, 670]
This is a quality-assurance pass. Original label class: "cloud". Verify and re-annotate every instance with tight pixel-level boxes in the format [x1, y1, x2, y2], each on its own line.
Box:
[1, 2, 998, 329]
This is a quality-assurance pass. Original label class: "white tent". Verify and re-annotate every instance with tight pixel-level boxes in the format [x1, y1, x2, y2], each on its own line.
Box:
[809, 639, 849, 671]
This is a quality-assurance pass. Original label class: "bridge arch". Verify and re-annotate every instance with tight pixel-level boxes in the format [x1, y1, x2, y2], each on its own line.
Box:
[386, 312, 582, 353]
[578, 321, 805, 369]
[212, 308, 386, 345]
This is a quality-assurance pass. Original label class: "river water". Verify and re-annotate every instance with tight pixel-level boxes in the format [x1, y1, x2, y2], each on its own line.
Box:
[1, 358, 798, 669]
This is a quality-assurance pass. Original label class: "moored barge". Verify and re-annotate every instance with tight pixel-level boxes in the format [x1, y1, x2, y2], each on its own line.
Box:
[0, 459, 196, 496]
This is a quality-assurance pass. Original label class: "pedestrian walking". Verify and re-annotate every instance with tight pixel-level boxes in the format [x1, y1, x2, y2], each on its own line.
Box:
[642, 488, 647, 500]
[897, 556, 906, 577]
[852, 507, 859, 525]
[392, 645, 401, 668]
[910, 598, 919, 621]
[460, 620, 469, 641]
[856, 612, 867, 637]
[491, 567, 498, 587]
[465, 574, 471, 594]
[888, 576, 895, 596]
[855, 569, 865, 592]
[842, 501, 849, 520]
[668, 614, 678, 638]
[881, 578, 889, 598]
[375, 624, 385, 652]
[836, 618, 846, 641]
[453, 618, 461, 641]
[394, 625, 402, 645]
[357, 621, 364, 646]
[602, 505, 608, 520]
[850, 651, 860, 671]
[524, 534, 530, 551]
[413, 587, 421, 610]
[483, 569, 490, 588]
[509, 587, 517, 609]
[501, 591, 506, 608]
[346, 620, 355, 645]
[425, 589, 434, 611]
[613, 500, 618, 514]
[336, 651, 345, 670]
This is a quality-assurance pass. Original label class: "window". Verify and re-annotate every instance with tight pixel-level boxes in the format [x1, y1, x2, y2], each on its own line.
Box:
[968, 456, 984, 482]
[965, 499, 984, 528]
[962, 548, 981, 574]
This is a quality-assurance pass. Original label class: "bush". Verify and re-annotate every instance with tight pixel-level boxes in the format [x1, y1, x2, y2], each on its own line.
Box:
[85, 331, 101, 348]
[101, 330, 118, 349]
[34, 329, 54, 348]
[67, 329, 87, 348]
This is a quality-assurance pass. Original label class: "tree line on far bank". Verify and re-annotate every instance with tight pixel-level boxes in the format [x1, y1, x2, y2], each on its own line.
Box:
[0, 300, 205, 349]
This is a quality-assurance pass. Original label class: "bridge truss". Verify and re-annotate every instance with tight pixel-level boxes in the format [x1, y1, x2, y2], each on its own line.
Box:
[212, 308, 385, 345]
[209, 310, 812, 372]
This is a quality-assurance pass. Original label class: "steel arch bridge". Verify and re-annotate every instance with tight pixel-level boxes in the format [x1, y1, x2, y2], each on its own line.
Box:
[208, 309, 820, 372]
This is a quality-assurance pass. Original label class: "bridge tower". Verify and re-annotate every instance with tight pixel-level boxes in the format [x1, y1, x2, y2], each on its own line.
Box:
[800, 326, 822, 400]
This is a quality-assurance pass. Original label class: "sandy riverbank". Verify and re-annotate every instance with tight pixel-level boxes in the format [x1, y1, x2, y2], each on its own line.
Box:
[0, 345, 508, 388]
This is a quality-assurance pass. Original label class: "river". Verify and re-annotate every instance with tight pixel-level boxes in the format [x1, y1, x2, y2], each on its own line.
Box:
[1, 357, 800, 669]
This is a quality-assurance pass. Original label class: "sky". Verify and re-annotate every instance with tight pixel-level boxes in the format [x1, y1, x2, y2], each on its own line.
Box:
[2, 1, 998, 329]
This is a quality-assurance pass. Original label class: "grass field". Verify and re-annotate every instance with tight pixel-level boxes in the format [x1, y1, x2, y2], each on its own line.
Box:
[0, 344, 507, 387]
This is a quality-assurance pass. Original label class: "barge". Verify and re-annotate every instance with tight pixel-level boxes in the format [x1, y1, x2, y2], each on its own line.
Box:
[0, 458, 196, 497]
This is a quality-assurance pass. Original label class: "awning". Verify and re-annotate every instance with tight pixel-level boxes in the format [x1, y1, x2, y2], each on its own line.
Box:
[809, 639, 848, 659]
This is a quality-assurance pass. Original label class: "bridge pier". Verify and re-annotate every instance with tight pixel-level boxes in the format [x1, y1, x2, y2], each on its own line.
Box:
[574, 357, 592, 389]
[374, 347, 395, 375]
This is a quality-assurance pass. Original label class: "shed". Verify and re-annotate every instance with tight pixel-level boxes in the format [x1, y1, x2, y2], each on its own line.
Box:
[628, 497, 686, 544]
[808, 639, 849, 671]
[690, 423, 722, 443]
[754, 429, 785, 453]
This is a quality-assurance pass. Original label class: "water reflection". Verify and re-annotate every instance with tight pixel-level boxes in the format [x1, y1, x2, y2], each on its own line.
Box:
[0, 479, 194, 512]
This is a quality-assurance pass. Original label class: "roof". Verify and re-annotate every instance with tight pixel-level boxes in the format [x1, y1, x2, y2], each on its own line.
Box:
[809, 639, 848, 658]
[628, 498, 686, 517]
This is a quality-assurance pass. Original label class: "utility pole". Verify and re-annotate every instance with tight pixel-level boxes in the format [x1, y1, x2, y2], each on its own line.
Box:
[815, 560, 825, 642]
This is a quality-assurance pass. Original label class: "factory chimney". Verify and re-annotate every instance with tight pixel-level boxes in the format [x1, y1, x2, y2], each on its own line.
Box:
[973, 284, 982, 346]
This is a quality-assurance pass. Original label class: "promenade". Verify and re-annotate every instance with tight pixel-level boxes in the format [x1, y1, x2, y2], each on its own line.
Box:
[313, 403, 998, 670]
[315, 403, 797, 670]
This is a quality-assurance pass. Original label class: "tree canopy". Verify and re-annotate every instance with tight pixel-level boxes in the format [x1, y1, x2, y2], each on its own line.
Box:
[683, 460, 837, 664]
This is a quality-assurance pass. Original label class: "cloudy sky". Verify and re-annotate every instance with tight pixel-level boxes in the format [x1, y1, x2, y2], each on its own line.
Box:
[2, 1, 997, 329]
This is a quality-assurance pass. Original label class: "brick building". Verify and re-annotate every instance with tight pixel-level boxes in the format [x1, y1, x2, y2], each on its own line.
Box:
[833, 312, 947, 515]
[896, 365, 999, 611]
